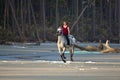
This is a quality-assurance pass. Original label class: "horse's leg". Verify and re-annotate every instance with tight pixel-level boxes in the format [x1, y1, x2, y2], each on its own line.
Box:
[70, 46, 74, 62]
[63, 53, 66, 59]
[62, 47, 66, 59]
[59, 48, 66, 63]
[60, 55, 66, 63]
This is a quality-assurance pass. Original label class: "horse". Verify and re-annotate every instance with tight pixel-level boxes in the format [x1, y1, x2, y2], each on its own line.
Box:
[57, 27, 76, 63]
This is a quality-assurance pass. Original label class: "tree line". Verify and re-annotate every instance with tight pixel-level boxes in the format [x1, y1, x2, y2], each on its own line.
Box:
[0, 0, 120, 44]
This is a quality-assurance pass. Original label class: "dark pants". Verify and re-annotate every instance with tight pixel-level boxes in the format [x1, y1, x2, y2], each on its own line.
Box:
[64, 34, 70, 45]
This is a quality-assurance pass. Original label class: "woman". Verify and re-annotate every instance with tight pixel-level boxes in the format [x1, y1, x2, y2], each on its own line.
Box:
[62, 21, 70, 45]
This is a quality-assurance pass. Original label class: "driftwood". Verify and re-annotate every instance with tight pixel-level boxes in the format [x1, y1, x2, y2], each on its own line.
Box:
[101, 40, 120, 53]
[74, 40, 120, 53]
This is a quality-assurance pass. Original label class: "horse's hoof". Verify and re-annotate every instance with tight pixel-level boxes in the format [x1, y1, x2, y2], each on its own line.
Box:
[63, 60, 66, 63]
[70, 59, 73, 62]
[70, 60, 73, 62]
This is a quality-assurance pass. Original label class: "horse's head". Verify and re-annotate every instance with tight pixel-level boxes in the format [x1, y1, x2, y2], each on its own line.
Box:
[57, 27, 62, 36]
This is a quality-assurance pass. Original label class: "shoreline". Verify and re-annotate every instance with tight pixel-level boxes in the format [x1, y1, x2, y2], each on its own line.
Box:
[1, 60, 120, 64]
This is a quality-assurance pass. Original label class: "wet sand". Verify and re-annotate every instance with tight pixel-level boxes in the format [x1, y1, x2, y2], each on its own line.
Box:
[0, 61, 120, 80]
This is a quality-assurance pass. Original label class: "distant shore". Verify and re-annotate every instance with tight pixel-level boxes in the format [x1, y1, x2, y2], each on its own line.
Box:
[0, 40, 120, 45]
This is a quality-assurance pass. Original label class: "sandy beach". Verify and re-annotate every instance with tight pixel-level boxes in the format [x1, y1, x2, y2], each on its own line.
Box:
[0, 61, 120, 80]
[0, 43, 120, 80]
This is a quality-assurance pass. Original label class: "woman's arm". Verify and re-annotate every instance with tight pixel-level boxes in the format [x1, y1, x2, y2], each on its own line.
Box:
[67, 27, 70, 34]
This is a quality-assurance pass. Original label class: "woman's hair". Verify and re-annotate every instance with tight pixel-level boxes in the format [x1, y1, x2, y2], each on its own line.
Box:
[63, 21, 68, 26]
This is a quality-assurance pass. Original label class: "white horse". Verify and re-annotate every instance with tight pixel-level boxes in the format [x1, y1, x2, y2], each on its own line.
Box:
[57, 27, 76, 63]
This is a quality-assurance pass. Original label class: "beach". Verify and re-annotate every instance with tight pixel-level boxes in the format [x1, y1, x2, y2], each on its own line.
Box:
[0, 43, 120, 80]
[0, 61, 120, 80]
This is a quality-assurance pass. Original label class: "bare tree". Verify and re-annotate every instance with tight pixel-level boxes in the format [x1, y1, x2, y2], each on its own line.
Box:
[30, 0, 40, 42]
[74, 0, 79, 36]
[71, 5, 88, 31]
[100, 0, 103, 28]
[71, 0, 94, 32]
[28, 0, 31, 34]
[108, 0, 112, 37]
[119, 0, 120, 43]
[56, 0, 59, 28]
[81, 0, 84, 39]
[4, 0, 7, 30]
[8, 0, 25, 41]
[43, 0, 46, 41]
[21, 0, 23, 33]
[93, 0, 96, 38]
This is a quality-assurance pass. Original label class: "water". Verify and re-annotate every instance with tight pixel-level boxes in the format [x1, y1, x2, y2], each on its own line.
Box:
[0, 42, 120, 63]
